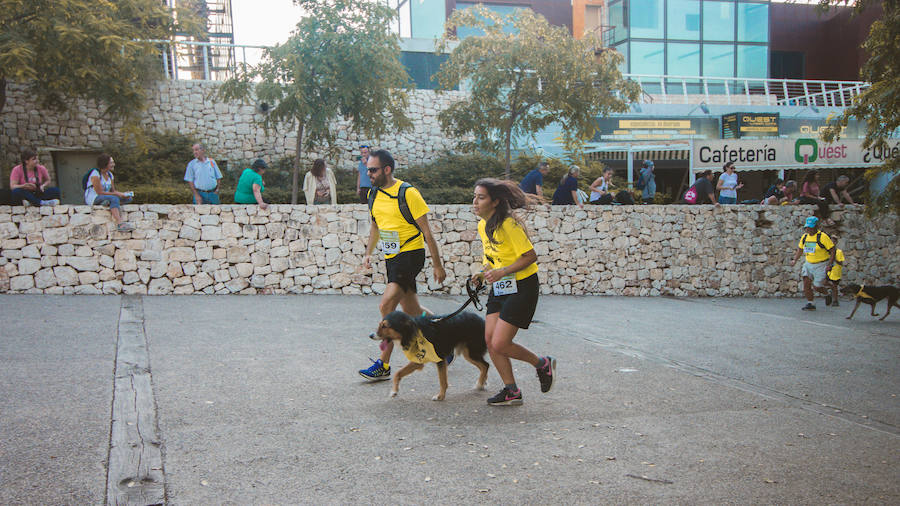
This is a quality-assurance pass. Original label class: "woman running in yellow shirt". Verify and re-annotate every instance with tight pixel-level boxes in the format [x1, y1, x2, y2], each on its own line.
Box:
[472, 178, 556, 406]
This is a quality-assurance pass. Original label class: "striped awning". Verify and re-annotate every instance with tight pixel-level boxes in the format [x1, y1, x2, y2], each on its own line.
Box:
[587, 149, 690, 161]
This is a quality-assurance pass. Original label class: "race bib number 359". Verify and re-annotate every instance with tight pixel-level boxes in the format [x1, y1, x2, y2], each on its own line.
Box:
[379, 230, 400, 255]
[493, 275, 518, 296]
[804, 242, 817, 254]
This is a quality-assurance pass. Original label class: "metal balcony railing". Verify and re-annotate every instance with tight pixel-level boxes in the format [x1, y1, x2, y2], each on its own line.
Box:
[623, 74, 870, 108]
[148, 40, 870, 110]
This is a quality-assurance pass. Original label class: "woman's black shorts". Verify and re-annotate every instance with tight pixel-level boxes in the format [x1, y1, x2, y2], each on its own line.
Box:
[385, 249, 425, 293]
[486, 273, 539, 329]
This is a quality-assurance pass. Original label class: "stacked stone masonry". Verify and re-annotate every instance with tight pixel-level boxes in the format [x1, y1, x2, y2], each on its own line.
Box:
[0, 204, 896, 296]
[2, 81, 469, 178]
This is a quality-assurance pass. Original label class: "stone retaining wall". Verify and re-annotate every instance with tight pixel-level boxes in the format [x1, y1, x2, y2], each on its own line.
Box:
[2, 81, 467, 181]
[0, 204, 896, 296]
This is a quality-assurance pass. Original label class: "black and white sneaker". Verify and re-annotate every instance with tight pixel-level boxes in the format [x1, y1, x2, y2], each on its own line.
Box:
[802, 303, 816, 311]
[487, 387, 523, 406]
[825, 294, 833, 306]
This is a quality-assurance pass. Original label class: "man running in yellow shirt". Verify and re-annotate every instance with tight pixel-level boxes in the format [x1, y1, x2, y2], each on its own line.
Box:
[790, 216, 836, 311]
[359, 149, 446, 381]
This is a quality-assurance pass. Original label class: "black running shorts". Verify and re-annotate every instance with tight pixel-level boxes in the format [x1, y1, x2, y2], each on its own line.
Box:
[385, 249, 425, 293]
[486, 273, 539, 329]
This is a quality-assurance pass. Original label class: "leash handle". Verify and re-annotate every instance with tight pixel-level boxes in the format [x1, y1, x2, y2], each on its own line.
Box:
[430, 277, 485, 323]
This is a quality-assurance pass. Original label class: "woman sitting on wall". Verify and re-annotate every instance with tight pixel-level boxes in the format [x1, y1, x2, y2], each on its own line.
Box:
[588, 167, 614, 205]
[10, 148, 60, 207]
[303, 158, 337, 205]
[84, 153, 134, 232]
[798, 170, 834, 225]
[234, 158, 269, 209]
[552, 165, 583, 208]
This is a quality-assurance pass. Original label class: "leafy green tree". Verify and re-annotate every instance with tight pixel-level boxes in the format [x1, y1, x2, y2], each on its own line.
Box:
[0, 0, 196, 117]
[435, 6, 640, 179]
[217, 0, 412, 204]
[819, 0, 899, 214]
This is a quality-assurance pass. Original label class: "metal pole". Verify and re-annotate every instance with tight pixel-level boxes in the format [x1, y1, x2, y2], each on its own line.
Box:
[688, 139, 696, 186]
[203, 44, 210, 80]
[627, 145, 634, 188]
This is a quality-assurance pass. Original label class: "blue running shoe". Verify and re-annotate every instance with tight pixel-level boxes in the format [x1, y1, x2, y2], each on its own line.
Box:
[445, 352, 455, 366]
[359, 358, 390, 381]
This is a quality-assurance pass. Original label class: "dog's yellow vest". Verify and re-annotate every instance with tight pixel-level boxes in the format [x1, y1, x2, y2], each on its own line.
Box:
[856, 285, 874, 299]
[402, 330, 442, 364]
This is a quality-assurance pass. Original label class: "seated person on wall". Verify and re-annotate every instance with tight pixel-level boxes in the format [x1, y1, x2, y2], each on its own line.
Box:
[588, 167, 615, 205]
[85, 153, 134, 232]
[685, 170, 719, 206]
[822, 175, 856, 205]
[782, 180, 798, 204]
[234, 158, 269, 210]
[551, 165, 583, 208]
[10, 148, 60, 206]
[761, 178, 787, 205]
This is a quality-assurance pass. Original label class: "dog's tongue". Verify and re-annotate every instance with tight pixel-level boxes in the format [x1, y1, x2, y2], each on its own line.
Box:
[379, 340, 389, 351]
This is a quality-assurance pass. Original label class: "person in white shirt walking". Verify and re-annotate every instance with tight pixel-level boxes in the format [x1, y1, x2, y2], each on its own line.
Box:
[716, 162, 744, 204]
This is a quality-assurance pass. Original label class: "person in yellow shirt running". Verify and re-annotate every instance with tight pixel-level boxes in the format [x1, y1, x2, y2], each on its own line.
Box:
[358, 149, 446, 381]
[472, 178, 556, 406]
[827, 245, 845, 308]
[790, 216, 836, 311]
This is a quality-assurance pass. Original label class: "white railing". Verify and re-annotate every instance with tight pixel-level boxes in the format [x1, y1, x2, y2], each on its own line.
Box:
[623, 74, 870, 108]
[148, 40, 870, 109]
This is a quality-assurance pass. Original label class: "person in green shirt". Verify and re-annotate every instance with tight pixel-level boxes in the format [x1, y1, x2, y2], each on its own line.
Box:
[234, 159, 269, 209]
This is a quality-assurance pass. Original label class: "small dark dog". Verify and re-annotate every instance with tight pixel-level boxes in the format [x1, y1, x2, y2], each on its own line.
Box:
[840, 283, 900, 321]
[370, 310, 489, 401]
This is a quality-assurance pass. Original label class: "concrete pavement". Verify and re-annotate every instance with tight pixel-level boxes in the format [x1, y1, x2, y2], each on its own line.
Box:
[1, 294, 898, 504]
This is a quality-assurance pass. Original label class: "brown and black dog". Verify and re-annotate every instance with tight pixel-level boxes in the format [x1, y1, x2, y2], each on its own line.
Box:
[371, 310, 489, 401]
[840, 283, 900, 321]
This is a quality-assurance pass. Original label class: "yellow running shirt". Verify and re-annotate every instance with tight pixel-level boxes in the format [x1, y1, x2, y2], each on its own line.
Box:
[827, 248, 844, 281]
[798, 230, 834, 263]
[369, 179, 429, 259]
[478, 216, 539, 281]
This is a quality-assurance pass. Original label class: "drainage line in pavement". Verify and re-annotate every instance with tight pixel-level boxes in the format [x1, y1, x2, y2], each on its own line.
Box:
[104, 296, 167, 505]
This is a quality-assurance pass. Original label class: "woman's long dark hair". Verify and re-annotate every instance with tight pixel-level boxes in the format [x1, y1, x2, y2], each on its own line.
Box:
[475, 178, 539, 245]
[803, 170, 818, 184]
[96, 153, 112, 171]
[20, 148, 37, 166]
[311, 158, 326, 178]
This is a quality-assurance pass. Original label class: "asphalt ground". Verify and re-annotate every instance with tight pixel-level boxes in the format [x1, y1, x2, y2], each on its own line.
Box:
[1, 294, 898, 504]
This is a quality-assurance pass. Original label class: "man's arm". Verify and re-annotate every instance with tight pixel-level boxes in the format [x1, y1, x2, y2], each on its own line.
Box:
[829, 188, 840, 204]
[841, 190, 855, 204]
[363, 220, 379, 270]
[792, 247, 803, 265]
[356, 170, 361, 193]
[535, 184, 543, 195]
[415, 214, 446, 284]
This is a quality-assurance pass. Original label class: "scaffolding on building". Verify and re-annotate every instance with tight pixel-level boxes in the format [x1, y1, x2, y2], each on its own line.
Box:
[164, 0, 236, 81]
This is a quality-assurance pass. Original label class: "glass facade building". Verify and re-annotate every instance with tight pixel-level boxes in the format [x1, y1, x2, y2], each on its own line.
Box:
[608, 0, 769, 78]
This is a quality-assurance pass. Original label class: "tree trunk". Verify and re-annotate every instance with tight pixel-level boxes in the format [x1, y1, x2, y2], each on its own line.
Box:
[504, 126, 512, 180]
[0, 78, 6, 118]
[291, 123, 304, 204]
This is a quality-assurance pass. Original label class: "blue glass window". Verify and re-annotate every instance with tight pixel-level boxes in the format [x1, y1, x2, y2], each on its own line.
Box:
[736, 44, 767, 77]
[455, 3, 519, 39]
[631, 41, 665, 75]
[668, 42, 700, 76]
[703, 43, 734, 77]
[629, 0, 664, 39]
[612, 43, 629, 73]
[667, 0, 701, 40]
[608, 1, 626, 44]
[737, 3, 768, 43]
[703, 1, 735, 42]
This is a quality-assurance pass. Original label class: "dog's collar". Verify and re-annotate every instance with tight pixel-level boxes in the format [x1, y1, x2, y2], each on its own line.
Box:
[856, 285, 873, 299]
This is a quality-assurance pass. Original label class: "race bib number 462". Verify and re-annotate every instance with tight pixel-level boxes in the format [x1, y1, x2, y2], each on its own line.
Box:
[379, 230, 400, 255]
[493, 275, 518, 296]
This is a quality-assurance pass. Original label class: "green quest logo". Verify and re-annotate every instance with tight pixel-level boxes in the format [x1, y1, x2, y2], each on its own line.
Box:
[794, 138, 849, 164]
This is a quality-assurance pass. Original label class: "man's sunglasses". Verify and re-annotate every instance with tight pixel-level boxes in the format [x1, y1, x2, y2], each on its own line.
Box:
[366, 166, 383, 173]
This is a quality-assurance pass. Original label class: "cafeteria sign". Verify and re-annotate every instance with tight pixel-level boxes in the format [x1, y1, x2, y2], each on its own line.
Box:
[692, 138, 900, 169]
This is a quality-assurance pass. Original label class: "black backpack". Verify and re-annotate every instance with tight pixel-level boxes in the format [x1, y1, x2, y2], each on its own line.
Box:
[367, 183, 422, 245]
[82, 168, 98, 190]
[800, 231, 828, 250]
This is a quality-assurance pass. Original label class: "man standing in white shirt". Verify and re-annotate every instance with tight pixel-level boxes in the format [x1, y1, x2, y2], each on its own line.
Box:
[184, 143, 223, 204]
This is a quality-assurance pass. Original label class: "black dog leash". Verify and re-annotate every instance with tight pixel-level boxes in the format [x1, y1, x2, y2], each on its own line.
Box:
[430, 277, 485, 323]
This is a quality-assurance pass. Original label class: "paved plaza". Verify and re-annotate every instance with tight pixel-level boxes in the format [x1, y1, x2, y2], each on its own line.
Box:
[1, 294, 898, 504]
